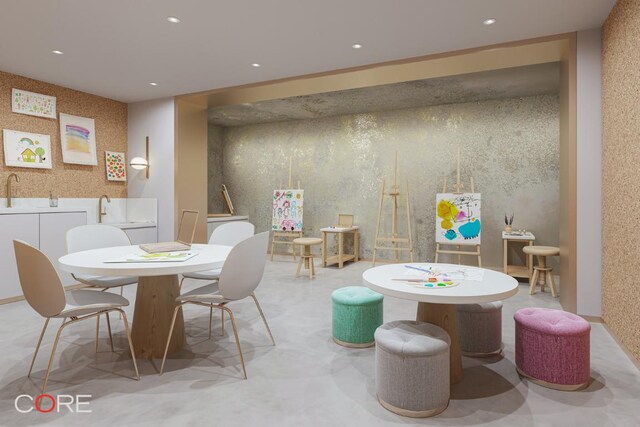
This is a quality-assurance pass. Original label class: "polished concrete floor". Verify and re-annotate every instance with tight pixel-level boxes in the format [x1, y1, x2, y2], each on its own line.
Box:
[1, 259, 639, 426]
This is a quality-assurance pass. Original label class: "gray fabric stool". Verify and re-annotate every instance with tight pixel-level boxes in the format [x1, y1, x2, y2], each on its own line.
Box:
[457, 301, 503, 357]
[375, 321, 450, 418]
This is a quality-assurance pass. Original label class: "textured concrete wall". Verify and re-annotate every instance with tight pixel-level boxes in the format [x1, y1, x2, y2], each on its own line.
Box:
[602, 0, 640, 360]
[210, 95, 559, 268]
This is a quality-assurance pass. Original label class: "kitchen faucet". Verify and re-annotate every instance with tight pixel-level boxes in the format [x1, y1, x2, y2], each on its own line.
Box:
[98, 194, 111, 223]
[6, 173, 19, 208]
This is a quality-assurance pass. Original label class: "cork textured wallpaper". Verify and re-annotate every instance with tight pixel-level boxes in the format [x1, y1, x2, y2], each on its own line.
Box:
[602, 0, 640, 360]
[0, 71, 127, 199]
[209, 94, 560, 268]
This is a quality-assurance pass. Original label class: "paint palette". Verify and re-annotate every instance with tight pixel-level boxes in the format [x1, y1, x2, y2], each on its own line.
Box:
[414, 276, 460, 289]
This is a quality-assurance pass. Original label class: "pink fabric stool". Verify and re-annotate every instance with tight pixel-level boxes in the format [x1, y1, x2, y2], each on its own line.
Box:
[515, 307, 591, 390]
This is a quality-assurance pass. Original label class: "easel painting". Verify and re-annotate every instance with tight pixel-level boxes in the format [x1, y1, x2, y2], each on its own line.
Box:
[272, 189, 304, 231]
[436, 193, 481, 244]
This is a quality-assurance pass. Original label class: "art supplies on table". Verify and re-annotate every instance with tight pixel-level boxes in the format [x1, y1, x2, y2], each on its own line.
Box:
[139, 241, 191, 253]
[105, 251, 197, 263]
[394, 264, 485, 289]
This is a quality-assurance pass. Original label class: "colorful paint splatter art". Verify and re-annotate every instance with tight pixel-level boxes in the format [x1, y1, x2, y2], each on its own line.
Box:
[2, 129, 52, 169]
[105, 151, 126, 181]
[435, 193, 481, 244]
[11, 89, 56, 119]
[59, 113, 97, 165]
[272, 189, 304, 231]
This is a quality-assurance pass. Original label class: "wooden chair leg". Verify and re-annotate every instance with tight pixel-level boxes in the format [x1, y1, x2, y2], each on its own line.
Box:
[160, 305, 183, 375]
[295, 253, 303, 276]
[221, 306, 247, 379]
[95, 315, 100, 353]
[105, 312, 115, 352]
[529, 269, 539, 295]
[28, 318, 50, 377]
[42, 321, 68, 394]
[251, 293, 276, 345]
[209, 306, 213, 339]
[117, 309, 140, 380]
[548, 271, 558, 298]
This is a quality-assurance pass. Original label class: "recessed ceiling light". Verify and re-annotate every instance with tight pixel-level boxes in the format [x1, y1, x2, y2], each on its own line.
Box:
[52, 50, 64, 55]
[149, 82, 158, 86]
[251, 63, 261, 68]
[483, 18, 496, 25]
[167, 16, 180, 23]
[352, 43, 363, 49]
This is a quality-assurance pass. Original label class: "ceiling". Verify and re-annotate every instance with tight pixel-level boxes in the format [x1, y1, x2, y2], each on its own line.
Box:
[208, 62, 560, 126]
[0, 1, 614, 103]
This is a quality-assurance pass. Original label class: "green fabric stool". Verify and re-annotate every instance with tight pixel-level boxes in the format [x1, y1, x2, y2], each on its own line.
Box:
[332, 286, 384, 348]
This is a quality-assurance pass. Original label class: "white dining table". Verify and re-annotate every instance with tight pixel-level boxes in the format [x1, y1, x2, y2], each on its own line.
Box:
[362, 262, 518, 384]
[59, 244, 232, 359]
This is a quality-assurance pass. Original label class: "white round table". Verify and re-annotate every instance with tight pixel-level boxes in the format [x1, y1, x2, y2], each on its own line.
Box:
[59, 244, 232, 359]
[362, 263, 518, 384]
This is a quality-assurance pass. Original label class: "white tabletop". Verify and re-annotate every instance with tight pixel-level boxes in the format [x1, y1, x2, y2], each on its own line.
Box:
[502, 231, 535, 240]
[320, 226, 359, 232]
[59, 244, 232, 277]
[362, 263, 518, 304]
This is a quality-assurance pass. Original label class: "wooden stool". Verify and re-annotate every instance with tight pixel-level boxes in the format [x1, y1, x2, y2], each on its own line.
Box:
[293, 237, 323, 279]
[522, 246, 559, 297]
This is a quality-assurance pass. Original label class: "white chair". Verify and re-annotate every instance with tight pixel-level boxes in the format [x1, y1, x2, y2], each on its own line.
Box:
[180, 222, 255, 338]
[66, 225, 138, 352]
[13, 240, 139, 394]
[160, 231, 274, 378]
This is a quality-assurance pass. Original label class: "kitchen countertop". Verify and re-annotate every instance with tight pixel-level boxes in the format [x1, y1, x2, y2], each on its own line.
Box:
[0, 207, 88, 214]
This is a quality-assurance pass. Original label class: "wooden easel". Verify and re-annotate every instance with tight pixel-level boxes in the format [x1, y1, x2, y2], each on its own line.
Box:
[208, 184, 235, 218]
[270, 157, 303, 261]
[372, 152, 414, 266]
[434, 146, 482, 267]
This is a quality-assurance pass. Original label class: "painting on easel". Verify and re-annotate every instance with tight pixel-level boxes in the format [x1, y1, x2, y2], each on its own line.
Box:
[272, 189, 304, 231]
[436, 193, 481, 244]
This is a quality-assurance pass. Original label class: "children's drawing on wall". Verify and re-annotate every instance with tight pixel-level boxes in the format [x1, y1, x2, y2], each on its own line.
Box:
[2, 129, 52, 169]
[272, 189, 304, 231]
[436, 193, 481, 244]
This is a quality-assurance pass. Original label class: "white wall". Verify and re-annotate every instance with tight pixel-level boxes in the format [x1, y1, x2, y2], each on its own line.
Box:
[128, 98, 176, 242]
[576, 28, 602, 316]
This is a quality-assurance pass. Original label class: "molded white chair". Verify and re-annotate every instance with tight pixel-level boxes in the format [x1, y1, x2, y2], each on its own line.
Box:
[180, 222, 255, 338]
[160, 231, 275, 378]
[66, 225, 138, 351]
[13, 240, 139, 394]
[180, 222, 255, 285]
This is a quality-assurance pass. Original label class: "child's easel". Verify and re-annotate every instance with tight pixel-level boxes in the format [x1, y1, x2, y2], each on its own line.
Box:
[434, 146, 482, 267]
[372, 152, 414, 266]
[208, 184, 235, 217]
[270, 157, 303, 261]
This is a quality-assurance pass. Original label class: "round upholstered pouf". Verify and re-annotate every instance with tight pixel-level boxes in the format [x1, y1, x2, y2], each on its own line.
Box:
[331, 286, 383, 348]
[515, 307, 591, 390]
[457, 302, 503, 357]
[375, 321, 450, 418]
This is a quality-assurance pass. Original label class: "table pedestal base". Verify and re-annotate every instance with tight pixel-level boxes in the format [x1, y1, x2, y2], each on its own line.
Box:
[131, 275, 185, 359]
[416, 302, 463, 384]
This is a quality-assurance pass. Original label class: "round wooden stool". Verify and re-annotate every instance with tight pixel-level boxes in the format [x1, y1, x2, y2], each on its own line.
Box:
[522, 246, 559, 297]
[293, 237, 323, 279]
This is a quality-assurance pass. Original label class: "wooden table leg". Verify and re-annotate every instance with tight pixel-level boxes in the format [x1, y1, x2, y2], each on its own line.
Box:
[338, 233, 344, 269]
[503, 239, 508, 274]
[354, 230, 359, 262]
[417, 302, 463, 385]
[131, 275, 185, 359]
[322, 232, 327, 267]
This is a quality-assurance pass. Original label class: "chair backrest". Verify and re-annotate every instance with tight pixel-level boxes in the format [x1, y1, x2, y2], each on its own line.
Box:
[208, 222, 255, 246]
[14, 240, 66, 318]
[177, 210, 199, 244]
[66, 224, 131, 254]
[217, 231, 269, 301]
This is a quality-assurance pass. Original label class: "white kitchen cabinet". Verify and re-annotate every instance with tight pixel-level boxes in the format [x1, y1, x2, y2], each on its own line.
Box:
[124, 227, 158, 245]
[0, 214, 40, 300]
[39, 212, 87, 286]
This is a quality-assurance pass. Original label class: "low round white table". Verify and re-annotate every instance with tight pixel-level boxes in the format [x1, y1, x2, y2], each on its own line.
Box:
[363, 263, 518, 384]
[59, 244, 232, 359]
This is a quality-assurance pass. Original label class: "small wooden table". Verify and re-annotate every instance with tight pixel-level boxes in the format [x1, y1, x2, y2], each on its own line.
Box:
[321, 226, 359, 268]
[502, 231, 535, 280]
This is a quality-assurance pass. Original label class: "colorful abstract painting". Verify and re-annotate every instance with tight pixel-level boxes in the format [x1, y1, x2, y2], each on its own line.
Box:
[59, 113, 97, 165]
[272, 189, 304, 231]
[12, 89, 56, 119]
[435, 193, 481, 244]
[2, 129, 52, 169]
[105, 151, 126, 181]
